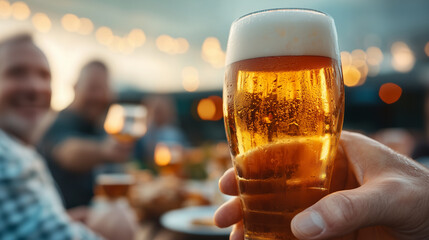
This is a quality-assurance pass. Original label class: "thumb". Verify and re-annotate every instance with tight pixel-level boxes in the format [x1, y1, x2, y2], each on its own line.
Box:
[291, 185, 388, 239]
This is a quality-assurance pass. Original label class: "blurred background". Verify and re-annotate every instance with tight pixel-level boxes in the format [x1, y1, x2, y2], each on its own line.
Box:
[1, 0, 429, 239]
[1, 0, 428, 143]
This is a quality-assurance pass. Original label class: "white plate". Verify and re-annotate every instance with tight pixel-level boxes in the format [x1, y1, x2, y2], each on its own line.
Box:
[160, 206, 232, 236]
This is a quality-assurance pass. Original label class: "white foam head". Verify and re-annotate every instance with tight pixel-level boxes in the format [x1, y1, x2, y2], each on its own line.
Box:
[226, 9, 340, 65]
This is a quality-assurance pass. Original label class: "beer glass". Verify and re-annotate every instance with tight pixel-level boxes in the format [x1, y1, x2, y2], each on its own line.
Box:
[223, 9, 344, 239]
[96, 173, 134, 200]
[104, 103, 148, 143]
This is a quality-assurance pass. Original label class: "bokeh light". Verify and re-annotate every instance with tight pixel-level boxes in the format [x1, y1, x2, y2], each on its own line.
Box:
[61, 13, 80, 32]
[366, 46, 384, 66]
[195, 96, 223, 121]
[95, 26, 114, 46]
[379, 83, 402, 104]
[32, 13, 51, 33]
[343, 66, 361, 87]
[11, 1, 30, 20]
[351, 49, 366, 61]
[352, 59, 367, 68]
[355, 62, 368, 85]
[156, 35, 188, 54]
[182, 66, 199, 92]
[340, 51, 352, 67]
[154, 143, 171, 166]
[208, 96, 223, 121]
[77, 18, 94, 35]
[197, 98, 216, 120]
[391, 41, 415, 73]
[342, 49, 369, 86]
[127, 28, 146, 48]
[202, 37, 226, 68]
[156, 34, 174, 53]
[0, 0, 11, 19]
[108, 35, 133, 54]
[176, 38, 189, 54]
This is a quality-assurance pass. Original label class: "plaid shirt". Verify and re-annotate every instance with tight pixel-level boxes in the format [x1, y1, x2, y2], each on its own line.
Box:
[0, 130, 102, 240]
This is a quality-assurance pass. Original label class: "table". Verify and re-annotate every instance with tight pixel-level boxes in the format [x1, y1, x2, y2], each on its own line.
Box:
[137, 222, 229, 240]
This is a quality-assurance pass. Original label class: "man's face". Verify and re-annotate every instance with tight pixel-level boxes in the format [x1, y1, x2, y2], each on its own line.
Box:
[76, 66, 112, 123]
[0, 41, 51, 142]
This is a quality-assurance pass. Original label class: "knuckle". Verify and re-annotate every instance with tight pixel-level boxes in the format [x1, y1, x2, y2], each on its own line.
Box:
[333, 192, 358, 223]
[323, 192, 359, 227]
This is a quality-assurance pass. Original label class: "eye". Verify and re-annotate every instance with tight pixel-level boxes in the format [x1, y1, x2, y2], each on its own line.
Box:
[39, 69, 51, 81]
[6, 65, 27, 79]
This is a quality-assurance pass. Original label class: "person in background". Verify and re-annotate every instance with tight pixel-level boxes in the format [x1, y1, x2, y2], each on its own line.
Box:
[0, 33, 102, 239]
[135, 95, 188, 167]
[372, 128, 415, 157]
[37, 60, 133, 209]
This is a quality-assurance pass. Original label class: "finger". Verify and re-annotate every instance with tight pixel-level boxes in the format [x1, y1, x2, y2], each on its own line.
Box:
[329, 142, 359, 192]
[340, 131, 397, 183]
[230, 221, 244, 240]
[219, 168, 239, 196]
[329, 143, 348, 192]
[291, 185, 389, 240]
[214, 197, 242, 228]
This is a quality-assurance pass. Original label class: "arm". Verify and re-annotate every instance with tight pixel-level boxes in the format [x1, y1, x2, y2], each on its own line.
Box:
[53, 137, 133, 173]
[53, 138, 106, 172]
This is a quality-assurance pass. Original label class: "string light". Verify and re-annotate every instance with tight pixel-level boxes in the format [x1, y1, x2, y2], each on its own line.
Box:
[366, 46, 383, 66]
[391, 41, 415, 73]
[202, 37, 226, 68]
[0, 0, 11, 19]
[61, 13, 80, 32]
[182, 66, 199, 92]
[341, 49, 369, 86]
[77, 17, 94, 35]
[127, 28, 146, 48]
[156, 34, 189, 54]
[32, 13, 51, 33]
[11, 1, 30, 20]
[95, 26, 114, 45]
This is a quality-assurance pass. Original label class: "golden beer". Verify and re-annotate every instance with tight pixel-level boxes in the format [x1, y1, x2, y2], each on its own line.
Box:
[223, 9, 344, 240]
[96, 174, 134, 200]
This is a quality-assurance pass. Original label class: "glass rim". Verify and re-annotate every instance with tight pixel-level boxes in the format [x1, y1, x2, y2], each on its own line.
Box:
[233, 8, 331, 24]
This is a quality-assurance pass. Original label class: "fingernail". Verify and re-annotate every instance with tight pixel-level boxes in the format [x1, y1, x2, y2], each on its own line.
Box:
[292, 211, 325, 237]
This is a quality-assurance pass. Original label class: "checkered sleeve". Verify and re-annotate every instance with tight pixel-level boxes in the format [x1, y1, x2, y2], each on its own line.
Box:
[0, 135, 103, 240]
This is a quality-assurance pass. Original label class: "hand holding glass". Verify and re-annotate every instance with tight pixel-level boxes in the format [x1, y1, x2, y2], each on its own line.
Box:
[223, 9, 344, 239]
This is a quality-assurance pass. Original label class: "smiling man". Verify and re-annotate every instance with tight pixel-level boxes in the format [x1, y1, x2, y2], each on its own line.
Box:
[0, 34, 101, 239]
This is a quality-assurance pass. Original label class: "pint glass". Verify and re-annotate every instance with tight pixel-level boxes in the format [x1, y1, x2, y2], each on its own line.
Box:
[96, 174, 134, 200]
[223, 9, 344, 240]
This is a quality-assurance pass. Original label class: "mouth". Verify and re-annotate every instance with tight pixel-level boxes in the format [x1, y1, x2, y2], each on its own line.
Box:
[14, 104, 49, 121]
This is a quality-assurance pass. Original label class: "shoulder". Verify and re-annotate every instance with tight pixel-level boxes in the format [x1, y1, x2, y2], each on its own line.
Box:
[52, 110, 78, 125]
[0, 130, 39, 179]
[42, 110, 83, 137]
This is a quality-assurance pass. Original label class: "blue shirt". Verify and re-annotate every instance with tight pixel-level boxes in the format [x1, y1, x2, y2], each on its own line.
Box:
[37, 109, 106, 209]
[0, 129, 101, 239]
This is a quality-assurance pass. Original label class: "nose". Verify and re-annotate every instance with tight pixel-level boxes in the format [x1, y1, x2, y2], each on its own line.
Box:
[24, 74, 51, 104]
